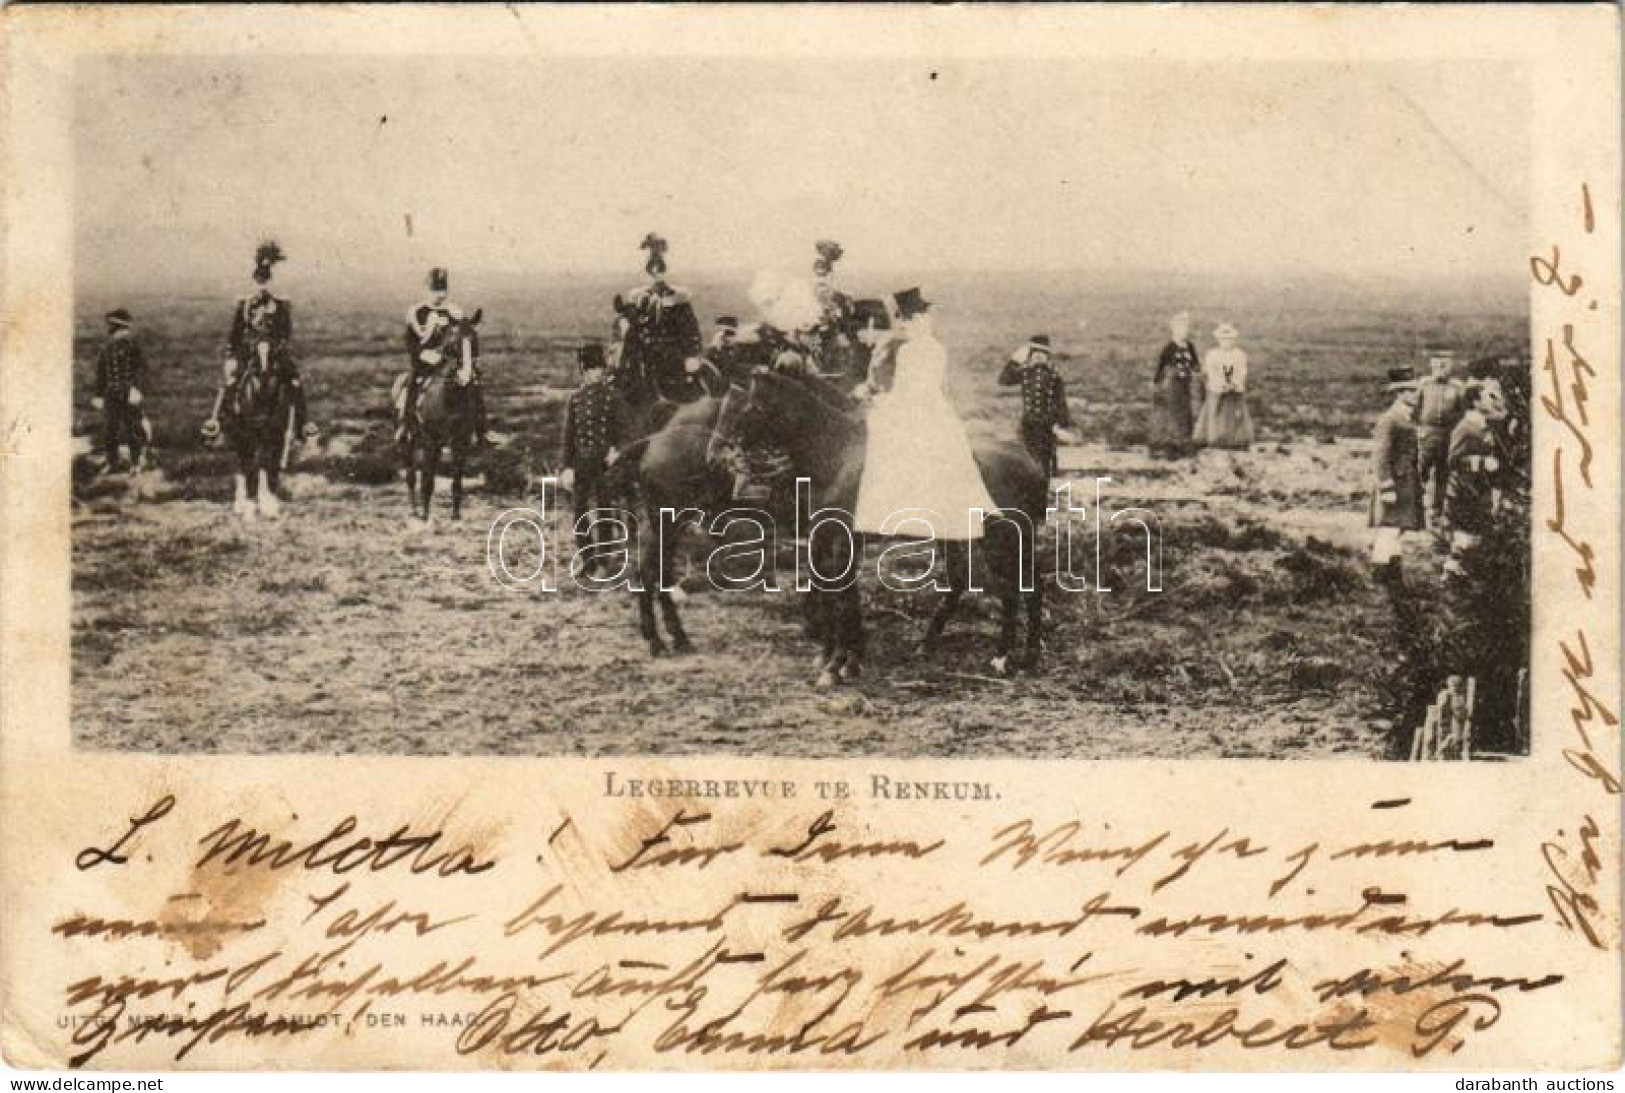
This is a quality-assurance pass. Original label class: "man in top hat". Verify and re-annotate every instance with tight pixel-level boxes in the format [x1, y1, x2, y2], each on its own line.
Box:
[618, 234, 702, 402]
[558, 342, 632, 571]
[206, 241, 317, 446]
[397, 267, 492, 445]
[998, 333, 1078, 479]
[1414, 348, 1465, 528]
[93, 308, 149, 472]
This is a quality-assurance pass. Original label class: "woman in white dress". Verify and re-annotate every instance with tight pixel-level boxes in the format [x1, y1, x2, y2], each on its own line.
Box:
[1193, 321, 1256, 450]
[854, 288, 996, 540]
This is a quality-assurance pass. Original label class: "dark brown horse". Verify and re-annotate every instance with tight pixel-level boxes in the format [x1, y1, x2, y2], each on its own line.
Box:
[621, 368, 1049, 683]
[225, 335, 297, 521]
[402, 309, 482, 521]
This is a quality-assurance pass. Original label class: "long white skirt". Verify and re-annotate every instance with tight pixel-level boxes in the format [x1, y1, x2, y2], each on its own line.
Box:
[853, 392, 996, 540]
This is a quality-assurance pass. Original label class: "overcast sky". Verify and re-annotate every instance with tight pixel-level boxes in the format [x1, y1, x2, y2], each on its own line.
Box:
[75, 55, 1528, 292]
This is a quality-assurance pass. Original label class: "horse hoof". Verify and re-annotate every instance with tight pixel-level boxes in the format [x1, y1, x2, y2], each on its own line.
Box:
[917, 638, 940, 659]
[648, 642, 667, 657]
[259, 496, 282, 520]
[815, 669, 838, 690]
[838, 661, 862, 681]
[672, 638, 696, 655]
[990, 655, 1012, 678]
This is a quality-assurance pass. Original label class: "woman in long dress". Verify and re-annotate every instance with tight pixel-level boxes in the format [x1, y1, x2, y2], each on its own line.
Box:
[854, 288, 995, 540]
[1193, 322, 1255, 450]
[1149, 310, 1200, 458]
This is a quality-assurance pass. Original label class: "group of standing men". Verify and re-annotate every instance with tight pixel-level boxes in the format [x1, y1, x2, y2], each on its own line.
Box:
[1367, 348, 1527, 748]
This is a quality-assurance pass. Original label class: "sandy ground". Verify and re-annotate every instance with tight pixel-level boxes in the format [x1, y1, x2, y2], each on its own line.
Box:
[71, 429, 1396, 759]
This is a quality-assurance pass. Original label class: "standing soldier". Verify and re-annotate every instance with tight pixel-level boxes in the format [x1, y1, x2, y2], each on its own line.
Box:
[204, 241, 317, 450]
[998, 334, 1077, 479]
[1368, 366, 1429, 736]
[1415, 349, 1465, 529]
[396, 267, 492, 446]
[558, 343, 632, 572]
[93, 308, 148, 472]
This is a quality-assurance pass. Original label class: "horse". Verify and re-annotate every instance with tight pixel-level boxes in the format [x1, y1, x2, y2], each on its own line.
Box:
[402, 308, 482, 521]
[224, 335, 297, 521]
[620, 368, 1049, 683]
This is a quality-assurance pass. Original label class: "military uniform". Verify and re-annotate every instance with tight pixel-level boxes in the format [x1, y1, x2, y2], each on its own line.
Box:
[999, 342, 1073, 478]
[703, 323, 750, 389]
[1368, 400, 1424, 533]
[402, 298, 488, 438]
[620, 282, 702, 401]
[219, 289, 309, 435]
[94, 322, 147, 467]
[560, 373, 632, 560]
[1445, 411, 1504, 538]
[1415, 372, 1465, 524]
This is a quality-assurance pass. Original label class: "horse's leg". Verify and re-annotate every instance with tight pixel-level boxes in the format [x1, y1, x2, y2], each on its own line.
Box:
[655, 522, 694, 654]
[404, 440, 419, 518]
[991, 529, 1021, 677]
[258, 424, 283, 520]
[923, 540, 966, 657]
[810, 523, 847, 688]
[420, 438, 438, 523]
[1023, 576, 1045, 674]
[837, 582, 864, 681]
[637, 507, 665, 656]
[450, 434, 465, 521]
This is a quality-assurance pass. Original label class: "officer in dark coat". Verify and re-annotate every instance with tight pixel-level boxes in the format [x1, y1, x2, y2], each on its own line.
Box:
[397, 267, 491, 445]
[998, 334, 1076, 479]
[619, 235, 702, 402]
[1365, 367, 1432, 741]
[559, 343, 632, 570]
[1368, 367, 1425, 548]
[205, 241, 316, 445]
[93, 308, 148, 471]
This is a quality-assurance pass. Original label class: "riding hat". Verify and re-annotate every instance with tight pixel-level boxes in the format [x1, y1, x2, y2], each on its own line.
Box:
[715, 316, 739, 331]
[427, 267, 449, 292]
[105, 308, 134, 330]
[1385, 366, 1419, 392]
[892, 287, 931, 319]
[1027, 334, 1052, 353]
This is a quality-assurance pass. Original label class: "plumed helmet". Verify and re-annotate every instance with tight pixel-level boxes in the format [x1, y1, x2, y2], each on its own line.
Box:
[640, 233, 669, 277]
[427, 267, 449, 292]
[253, 240, 286, 285]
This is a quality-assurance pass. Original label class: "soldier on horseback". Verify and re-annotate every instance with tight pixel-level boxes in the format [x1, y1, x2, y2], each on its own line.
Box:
[396, 267, 492, 446]
[616, 234, 702, 403]
[203, 241, 317, 450]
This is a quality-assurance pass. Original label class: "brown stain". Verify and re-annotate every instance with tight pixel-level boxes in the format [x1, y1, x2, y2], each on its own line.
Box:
[158, 857, 282, 961]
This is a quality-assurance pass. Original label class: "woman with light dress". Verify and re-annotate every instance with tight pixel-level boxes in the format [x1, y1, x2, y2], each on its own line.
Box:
[1193, 322, 1256, 450]
[853, 288, 996, 541]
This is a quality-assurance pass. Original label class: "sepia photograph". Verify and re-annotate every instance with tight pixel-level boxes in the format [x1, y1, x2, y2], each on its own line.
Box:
[65, 52, 1537, 761]
[5, 3, 1620, 1078]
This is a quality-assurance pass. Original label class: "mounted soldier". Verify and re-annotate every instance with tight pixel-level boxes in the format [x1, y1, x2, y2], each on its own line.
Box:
[203, 241, 317, 459]
[616, 234, 702, 404]
[396, 267, 492, 446]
